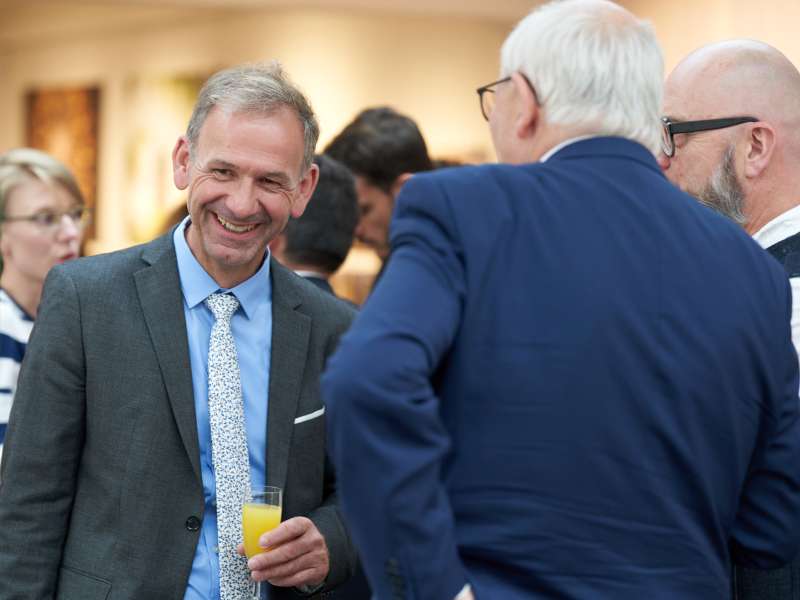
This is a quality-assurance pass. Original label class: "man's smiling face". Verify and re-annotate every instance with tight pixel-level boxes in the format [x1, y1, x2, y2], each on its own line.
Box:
[173, 105, 317, 288]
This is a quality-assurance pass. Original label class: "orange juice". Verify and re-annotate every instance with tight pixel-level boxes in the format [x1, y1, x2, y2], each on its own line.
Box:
[242, 503, 282, 558]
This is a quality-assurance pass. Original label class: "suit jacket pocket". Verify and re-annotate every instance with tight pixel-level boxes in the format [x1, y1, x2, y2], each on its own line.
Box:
[56, 565, 111, 600]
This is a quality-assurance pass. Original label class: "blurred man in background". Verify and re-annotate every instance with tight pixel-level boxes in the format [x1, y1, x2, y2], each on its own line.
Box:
[325, 106, 432, 265]
[270, 154, 357, 301]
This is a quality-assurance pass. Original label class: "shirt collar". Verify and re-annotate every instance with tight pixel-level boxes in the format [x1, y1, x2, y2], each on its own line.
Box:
[294, 270, 329, 280]
[172, 216, 272, 319]
[752, 204, 800, 250]
[539, 135, 601, 163]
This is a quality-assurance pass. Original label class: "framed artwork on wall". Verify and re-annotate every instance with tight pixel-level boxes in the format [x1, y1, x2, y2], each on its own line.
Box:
[26, 86, 100, 242]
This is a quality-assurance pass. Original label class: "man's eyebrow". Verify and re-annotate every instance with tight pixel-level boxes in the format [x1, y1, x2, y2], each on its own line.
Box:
[204, 159, 237, 169]
[201, 159, 294, 185]
[256, 170, 293, 185]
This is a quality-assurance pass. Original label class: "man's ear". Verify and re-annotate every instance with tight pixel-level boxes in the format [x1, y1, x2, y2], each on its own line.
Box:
[172, 136, 192, 190]
[743, 123, 776, 179]
[291, 163, 320, 218]
[511, 71, 540, 141]
[390, 173, 413, 198]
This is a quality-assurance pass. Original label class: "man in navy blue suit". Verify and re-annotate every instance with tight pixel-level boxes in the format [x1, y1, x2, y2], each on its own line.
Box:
[323, 1, 800, 598]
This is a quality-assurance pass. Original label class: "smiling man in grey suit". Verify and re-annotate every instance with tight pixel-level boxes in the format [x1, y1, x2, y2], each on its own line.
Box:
[0, 62, 357, 599]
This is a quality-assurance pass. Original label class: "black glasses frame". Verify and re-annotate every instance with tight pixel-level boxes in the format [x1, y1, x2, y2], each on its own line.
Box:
[476, 74, 538, 121]
[476, 77, 511, 121]
[0, 205, 92, 229]
[660, 116, 758, 157]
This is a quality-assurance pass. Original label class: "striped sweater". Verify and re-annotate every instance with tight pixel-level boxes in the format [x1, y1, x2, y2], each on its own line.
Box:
[0, 288, 34, 451]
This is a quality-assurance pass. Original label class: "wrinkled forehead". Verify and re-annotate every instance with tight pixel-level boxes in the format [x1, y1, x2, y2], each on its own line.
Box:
[195, 106, 306, 174]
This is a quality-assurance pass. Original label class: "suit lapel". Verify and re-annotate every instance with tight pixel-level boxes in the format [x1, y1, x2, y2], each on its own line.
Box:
[134, 235, 201, 482]
[267, 262, 311, 490]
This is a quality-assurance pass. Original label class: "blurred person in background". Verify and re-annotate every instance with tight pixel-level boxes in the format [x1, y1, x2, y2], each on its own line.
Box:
[325, 106, 432, 267]
[270, 154, 358, 300]
[323, 1, 800, 598]
[660, 39, 800, 600]
[0, 148, 86, 460]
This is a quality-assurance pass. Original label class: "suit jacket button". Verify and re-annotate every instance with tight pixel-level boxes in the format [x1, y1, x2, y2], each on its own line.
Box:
[185, 516, 201, 531]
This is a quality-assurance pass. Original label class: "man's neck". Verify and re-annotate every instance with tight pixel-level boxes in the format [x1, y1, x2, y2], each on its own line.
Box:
[744, 187, 800, 236]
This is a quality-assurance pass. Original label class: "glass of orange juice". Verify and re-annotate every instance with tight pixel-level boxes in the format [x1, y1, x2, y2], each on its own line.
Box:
[242, 485, 282, 599]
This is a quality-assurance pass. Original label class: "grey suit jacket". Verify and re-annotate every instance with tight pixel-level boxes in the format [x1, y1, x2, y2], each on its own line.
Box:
[0, 232, 357, 599]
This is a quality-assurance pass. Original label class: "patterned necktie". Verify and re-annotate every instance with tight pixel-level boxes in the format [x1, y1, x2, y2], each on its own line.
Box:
[205, 292, 252, 600]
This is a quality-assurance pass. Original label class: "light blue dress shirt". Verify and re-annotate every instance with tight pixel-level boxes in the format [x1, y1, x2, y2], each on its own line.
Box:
[173, 218, 272, 600]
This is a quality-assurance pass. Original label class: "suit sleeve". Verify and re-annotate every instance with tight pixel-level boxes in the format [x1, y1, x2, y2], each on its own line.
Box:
[323, 175, 469, 600]
[730, 273, 800, 568]
[0, 266, 86, 598]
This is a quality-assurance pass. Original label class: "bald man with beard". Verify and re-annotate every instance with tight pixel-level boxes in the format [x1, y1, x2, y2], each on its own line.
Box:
[661, 40, 800, 600]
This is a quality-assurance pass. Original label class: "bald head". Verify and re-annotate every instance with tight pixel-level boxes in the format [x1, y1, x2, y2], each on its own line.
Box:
[666, 40, 800, 126]
[662, 39, 800, 234]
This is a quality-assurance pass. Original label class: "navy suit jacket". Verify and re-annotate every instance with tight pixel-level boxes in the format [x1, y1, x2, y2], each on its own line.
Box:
[323, 137, 800, 600]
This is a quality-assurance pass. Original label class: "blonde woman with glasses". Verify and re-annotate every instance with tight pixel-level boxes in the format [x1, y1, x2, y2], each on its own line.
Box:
[0, 148, 87, 459]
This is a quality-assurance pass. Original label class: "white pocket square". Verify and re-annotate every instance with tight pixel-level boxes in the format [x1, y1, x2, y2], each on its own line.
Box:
[294, 407, 325, 425]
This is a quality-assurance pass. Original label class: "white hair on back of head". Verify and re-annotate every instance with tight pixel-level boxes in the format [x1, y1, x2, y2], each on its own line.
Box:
[501, 0, 663, 154]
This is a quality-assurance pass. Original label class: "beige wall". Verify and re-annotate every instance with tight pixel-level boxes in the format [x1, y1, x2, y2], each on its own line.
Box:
[5, 1, 800, 254]
[1, 5, 511, 252]
[624, 0, 800, 71]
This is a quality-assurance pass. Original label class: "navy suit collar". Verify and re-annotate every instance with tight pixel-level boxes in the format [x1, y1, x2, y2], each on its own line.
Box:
[545, 136, 663, 176]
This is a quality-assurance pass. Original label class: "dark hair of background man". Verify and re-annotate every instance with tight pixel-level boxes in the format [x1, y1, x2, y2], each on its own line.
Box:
[324, 107, 434, 191]
[283, 154, 358, 274]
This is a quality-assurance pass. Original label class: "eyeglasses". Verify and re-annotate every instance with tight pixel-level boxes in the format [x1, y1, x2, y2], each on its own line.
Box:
[660, 116, 758, 157]
[476, 74, 539, 121]
[1, 205, 92, 233]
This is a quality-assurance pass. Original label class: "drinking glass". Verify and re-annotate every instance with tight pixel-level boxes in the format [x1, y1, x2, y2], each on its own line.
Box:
[242, 485, 283, 600]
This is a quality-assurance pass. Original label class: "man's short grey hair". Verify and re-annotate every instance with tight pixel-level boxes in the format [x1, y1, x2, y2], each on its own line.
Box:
[501, 0, 663, 154]
[186, 61, 320, 171]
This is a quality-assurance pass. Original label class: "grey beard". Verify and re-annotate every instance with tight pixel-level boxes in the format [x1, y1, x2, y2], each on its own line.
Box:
[696, 145, 747, 226]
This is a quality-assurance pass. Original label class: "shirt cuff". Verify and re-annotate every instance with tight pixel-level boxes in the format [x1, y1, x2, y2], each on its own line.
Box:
[454, 583, 473, 600]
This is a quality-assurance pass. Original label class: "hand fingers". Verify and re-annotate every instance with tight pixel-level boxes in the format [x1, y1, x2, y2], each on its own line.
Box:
[258, 516, 310, 549]
[251, 550, 324, 583]
[248, 527, 324, 570]
[236, 543, 245, 556]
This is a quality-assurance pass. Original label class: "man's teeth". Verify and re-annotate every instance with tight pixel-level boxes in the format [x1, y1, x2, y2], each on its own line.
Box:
[217, 214, 256, 233]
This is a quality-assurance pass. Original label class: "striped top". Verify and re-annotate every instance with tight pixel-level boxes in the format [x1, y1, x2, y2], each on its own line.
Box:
[0, 288, 34, 450]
